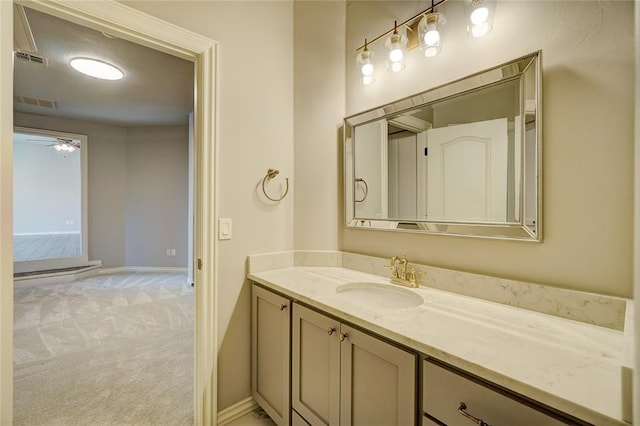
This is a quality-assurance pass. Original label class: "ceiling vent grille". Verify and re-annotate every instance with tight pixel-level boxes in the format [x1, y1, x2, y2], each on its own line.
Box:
[14, 94, 57, 109]
[14, 51, 47, 66]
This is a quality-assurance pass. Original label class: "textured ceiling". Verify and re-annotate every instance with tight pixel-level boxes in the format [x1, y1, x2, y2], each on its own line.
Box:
[14, 7, 194, 127]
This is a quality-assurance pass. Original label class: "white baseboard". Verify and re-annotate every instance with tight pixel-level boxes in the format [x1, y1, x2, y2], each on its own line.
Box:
[13, 231, 81, 236]
[13, 262, 102, 289]
[99, 266, 188, 274]
[217, 397, 258, 425]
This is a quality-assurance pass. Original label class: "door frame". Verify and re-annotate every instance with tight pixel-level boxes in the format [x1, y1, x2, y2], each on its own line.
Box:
[1, 1, 219, 424]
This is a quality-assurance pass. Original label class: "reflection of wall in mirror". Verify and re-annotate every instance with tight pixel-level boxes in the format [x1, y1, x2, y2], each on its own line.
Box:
[524, 125, 536, 228]
[388, 131, 417, 219]
[354, 120, 387, 218]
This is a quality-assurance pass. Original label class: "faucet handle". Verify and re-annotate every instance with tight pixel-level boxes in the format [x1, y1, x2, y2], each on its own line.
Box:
[384, 256, 398, 277]
[407, 267, 424, 285]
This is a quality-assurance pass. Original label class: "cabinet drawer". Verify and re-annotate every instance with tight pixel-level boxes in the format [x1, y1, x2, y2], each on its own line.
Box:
[423, 360, 568, 426]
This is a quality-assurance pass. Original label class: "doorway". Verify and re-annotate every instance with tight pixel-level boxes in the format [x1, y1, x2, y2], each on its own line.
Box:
[12, 127, 88, 274]
[0, 1, 218, 424]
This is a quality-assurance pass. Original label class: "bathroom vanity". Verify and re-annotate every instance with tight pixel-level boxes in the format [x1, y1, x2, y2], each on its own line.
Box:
[249, 252, 632, 426]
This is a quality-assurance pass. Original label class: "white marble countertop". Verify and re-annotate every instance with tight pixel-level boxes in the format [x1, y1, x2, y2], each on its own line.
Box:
[248, 266, 630, 426]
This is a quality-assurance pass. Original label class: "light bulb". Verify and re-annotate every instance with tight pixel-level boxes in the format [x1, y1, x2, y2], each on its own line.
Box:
[466, 0, 494, 38]
[361, 63, 374, 77]
[362, 75, 374, 86]
[424, 28, 440, 46]
[68, 146, 76, 153]
[385, 29, 407, 73]
[470, 6, 489, 24]
[389, 48, 403, 63]
[471, 23, 490, 37]
[423, 46, 439, 58]
[54, 144, 63, 151]
[390, 62, 403, 72]
[419, 13, 445, 57]
[356, 43, 375, 85]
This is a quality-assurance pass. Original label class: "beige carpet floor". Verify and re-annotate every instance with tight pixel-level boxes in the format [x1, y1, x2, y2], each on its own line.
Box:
[13, 271, 194, 425]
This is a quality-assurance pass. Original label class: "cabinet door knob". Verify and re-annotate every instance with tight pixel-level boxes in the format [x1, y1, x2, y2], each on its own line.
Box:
[458, 402, 490, 426]
[339, 332, 348, 341]
[280, 304, 288, 311]
[327, 327, 336, 335]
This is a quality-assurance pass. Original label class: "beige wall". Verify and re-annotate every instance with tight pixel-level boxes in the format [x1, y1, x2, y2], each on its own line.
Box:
[341, 1, 634, 298]
[125, 127, 189, 267]
[294, 1, 345, 250]
[120, 1, 295, 410]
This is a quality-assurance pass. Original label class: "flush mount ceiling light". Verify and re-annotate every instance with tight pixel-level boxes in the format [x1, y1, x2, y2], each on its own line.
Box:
[69, 57, 123, 80]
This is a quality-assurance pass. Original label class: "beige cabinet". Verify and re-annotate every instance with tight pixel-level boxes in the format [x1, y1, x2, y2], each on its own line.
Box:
[251, 284, 291, 426]
[423, 359, 570, 426]
[292, 303, 417, 426]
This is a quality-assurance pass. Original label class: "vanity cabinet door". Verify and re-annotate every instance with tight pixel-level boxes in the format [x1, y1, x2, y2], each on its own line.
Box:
[339, 324, 417, 426]
[251, 284, 291, 426]
[292, 304, 341, 426]
[423, 359, 569, 426]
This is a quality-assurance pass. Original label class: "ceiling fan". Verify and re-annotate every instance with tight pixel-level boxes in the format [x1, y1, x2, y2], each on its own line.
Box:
[24, 137, 80, 152]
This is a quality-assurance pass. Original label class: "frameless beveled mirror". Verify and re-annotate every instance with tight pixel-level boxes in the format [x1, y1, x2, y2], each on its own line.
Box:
[344, 51, 541, 241]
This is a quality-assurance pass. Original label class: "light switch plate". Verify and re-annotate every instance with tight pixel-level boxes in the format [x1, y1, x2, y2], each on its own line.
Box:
[218, 218, 232, 240]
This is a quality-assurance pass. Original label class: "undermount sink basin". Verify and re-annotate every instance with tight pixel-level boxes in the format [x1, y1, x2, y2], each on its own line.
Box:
[336, 282, 424, 309]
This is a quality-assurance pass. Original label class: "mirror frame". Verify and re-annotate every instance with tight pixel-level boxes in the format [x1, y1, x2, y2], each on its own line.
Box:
[344, 51, 542, 241]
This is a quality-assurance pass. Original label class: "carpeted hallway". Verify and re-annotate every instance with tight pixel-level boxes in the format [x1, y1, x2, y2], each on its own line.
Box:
[13, 271, 194, 425]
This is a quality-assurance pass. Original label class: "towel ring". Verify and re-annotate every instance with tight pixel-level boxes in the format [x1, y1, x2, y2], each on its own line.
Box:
[355, 178, 368, 202]
[262, 168, 289, 202]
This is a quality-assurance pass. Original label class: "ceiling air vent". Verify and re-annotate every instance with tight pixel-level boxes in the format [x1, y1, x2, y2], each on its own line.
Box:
[14, 51, 47, 66]
[14, 94, 57, 109]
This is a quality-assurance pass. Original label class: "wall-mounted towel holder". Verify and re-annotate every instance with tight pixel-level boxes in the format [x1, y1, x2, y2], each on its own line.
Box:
[262, 168, 289, 202]
[355, 177, 368, 202]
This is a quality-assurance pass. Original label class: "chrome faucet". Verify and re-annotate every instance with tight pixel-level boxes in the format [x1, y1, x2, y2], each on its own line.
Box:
[384, 255, 419, 288]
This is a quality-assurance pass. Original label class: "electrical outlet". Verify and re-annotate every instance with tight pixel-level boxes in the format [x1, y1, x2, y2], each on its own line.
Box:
[166, 249, 171, 256]
[171, 249, 176, 256]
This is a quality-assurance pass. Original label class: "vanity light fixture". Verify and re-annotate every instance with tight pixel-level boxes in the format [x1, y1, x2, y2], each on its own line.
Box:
[354, 0, 498, 84]
[356, 39, 375, 85]
[419, 12, 446, 57]
[385, 21, 407, 72]
[465, 0, 494, 38]
[69, 57, 123, 80]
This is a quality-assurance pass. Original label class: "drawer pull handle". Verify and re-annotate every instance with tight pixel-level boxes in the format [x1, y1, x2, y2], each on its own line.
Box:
[280, 304, 288, 311]
[327, 327, 336, 335]
[458, 402, 490, 426]
[339, 332, 348, 341]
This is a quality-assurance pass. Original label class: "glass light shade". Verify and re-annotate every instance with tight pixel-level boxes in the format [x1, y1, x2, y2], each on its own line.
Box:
[385, 32, 407, 73]
[466, 0, 495, 38]
[356, 49, 375, 85]
[418, 13, 446, 58]
[70, 57, 124, 80]
[54, 142, 76, 152]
